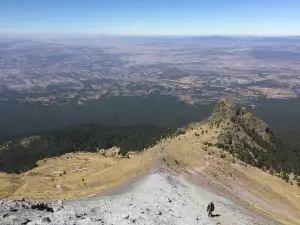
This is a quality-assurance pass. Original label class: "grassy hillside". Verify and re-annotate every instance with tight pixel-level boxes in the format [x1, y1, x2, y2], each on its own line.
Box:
[0, 124, 176, 174]
[2, 97, 300, 180]
[1, 118, 299, 225]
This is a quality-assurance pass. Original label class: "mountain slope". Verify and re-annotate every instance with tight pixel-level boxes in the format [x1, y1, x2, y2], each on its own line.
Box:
[0, 99, 299, 224]
[212, 99, 300, 180]
[0, 124, 175, 173]
[0, 171, 278, 225]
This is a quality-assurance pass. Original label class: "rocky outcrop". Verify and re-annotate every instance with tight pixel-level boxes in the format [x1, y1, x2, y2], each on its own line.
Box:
[212, 99, 283, 173]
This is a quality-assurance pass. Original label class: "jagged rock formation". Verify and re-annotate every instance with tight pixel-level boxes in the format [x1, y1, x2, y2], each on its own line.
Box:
[212, 99, 297, 179]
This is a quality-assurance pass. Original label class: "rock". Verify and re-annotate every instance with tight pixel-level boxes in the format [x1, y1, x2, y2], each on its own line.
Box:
[21, 203, 30, 209]
[9, 206, 18, 212]
[42, 217, 51, 223]
[8, 215, 17, 220]
[75, 212, 85, 218]
[31, 203, 54, 213]
[168, 198, 172, 203]
[21, 218, 31, 225]
[158, 211, 162, 216]
[57, 200, 63, 205]
[2, 213, 9, 218]
[92, 218, 104, 225]
[57, 205, 64, 211]
[125, 215, 129, 219]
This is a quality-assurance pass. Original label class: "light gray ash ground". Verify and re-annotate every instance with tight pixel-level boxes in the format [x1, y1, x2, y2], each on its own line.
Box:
[0, 172, 278, 225]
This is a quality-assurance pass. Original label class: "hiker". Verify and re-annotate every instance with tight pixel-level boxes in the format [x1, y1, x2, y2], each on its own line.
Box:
[207, 202, 215, 217]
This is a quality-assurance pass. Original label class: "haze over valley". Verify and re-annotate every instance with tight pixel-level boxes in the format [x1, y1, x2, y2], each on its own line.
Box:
[1, 37, 300, 107]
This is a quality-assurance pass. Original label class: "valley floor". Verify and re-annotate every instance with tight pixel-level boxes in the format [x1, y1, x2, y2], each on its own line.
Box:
[0, 170, 278, 225]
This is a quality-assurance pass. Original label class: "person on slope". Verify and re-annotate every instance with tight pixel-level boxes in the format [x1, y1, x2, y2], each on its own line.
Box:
[207, 202, 215, 217]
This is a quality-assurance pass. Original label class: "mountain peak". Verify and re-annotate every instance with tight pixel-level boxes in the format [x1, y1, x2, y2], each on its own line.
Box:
[212, 98, 243, 121]
[212, 99, 286, 174]
[212, 98, 269, 136]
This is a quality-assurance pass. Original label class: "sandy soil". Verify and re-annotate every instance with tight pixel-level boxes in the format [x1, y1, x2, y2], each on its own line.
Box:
[0, 170, 278, 225]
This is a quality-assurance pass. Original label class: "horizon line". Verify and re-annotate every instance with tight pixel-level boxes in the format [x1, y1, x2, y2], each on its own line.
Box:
[1, 33, 300, 38]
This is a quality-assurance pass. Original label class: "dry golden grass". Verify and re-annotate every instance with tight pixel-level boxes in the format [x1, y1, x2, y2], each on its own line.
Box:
[234, 165, 300, 225]
[0, 122, 299, 224]
[0, 173, 23, 198]
[0, 123, 217, 200]
[9, 148, 163, 200]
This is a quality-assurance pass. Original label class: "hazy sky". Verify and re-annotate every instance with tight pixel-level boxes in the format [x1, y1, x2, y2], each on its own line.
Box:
[1, 0, 300, 36]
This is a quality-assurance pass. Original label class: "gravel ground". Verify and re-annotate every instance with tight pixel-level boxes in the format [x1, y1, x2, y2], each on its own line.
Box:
[0, 171, 278, 225]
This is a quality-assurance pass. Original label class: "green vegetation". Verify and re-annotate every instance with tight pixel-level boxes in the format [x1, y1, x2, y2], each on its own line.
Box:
[216, 111, 300, 180]
[0, 124, 176, 174]
[256, 97, 300, 150]
[1, 95, 300, 182]
[0, 93, 214, 174]
[0, 93, 215, 140]
[214, 98, 300, 181]
[254, 98, 300, 179]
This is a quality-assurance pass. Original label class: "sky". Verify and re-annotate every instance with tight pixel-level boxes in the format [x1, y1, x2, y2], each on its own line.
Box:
[0, 0, 300, 36]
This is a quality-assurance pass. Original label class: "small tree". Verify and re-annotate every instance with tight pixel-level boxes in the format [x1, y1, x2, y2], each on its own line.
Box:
[282, 172, 289, 183]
